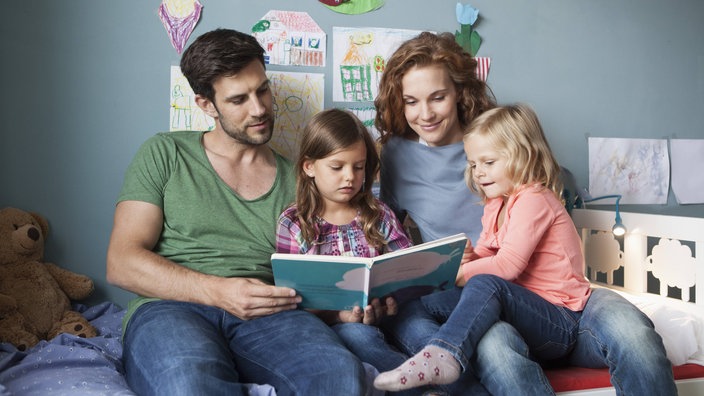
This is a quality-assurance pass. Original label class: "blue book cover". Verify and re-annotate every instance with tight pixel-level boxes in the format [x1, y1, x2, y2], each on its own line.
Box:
[271, 234, 467, 310]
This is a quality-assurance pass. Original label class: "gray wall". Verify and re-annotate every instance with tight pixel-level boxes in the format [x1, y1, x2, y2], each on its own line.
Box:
[2, 0, 703, 307]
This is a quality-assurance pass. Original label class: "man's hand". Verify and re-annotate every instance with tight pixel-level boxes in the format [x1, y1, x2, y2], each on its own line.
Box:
[216, 277, 301, 320]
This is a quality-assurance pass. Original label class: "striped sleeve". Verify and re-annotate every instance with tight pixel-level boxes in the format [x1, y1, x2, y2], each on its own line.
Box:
[378, 200, 413, 253]
[275, 206, 304, 254]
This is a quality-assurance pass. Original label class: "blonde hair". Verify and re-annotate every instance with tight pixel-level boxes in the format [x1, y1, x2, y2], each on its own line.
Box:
[295, 109, 386, 248]
[463, 104, 563, 201]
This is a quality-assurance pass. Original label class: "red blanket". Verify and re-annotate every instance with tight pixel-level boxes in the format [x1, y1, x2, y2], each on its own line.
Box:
[545, 364, 704, 392]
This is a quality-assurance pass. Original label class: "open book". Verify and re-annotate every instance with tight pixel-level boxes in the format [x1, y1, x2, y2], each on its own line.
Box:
[271, 234, 467, 310]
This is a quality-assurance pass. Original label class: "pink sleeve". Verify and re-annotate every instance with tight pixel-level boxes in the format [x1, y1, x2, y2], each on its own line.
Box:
[462, 191, 555, 281]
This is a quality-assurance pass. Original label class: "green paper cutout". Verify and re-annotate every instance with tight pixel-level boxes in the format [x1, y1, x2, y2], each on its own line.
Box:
[323, 0, 385, 15]
[252, 20, 270, 33]
[470, 30, 482, 57]
[455, 23, 481, 56]
[455, 25, 471, 54]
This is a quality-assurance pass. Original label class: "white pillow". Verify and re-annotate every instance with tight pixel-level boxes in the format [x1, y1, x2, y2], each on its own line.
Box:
[613, 289, 704, 365]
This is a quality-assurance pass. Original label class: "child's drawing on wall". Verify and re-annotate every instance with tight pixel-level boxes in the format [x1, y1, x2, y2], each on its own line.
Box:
[252, 10, 326, 67]
[588, 137, 669, 204]
[339, 32, 373, 101]
[267, 71, 324, 160]
[169, 66, 214, 132]
[332, 27, 426, 102]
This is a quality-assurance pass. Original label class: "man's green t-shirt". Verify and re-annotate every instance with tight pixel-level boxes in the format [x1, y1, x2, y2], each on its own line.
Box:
[117, 131, 295, 328]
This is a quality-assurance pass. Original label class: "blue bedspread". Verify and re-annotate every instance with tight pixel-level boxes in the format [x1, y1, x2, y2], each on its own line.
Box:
[0, 302, 134, 396]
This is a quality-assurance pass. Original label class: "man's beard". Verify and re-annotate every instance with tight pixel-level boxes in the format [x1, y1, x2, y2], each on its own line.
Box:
[218, 111, 274, 146]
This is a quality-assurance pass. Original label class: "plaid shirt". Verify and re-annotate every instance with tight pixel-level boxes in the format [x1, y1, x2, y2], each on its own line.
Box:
[275, 199, 412, 257]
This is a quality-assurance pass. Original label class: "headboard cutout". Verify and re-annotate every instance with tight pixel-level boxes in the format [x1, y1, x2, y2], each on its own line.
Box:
[572, 209, 704, 306]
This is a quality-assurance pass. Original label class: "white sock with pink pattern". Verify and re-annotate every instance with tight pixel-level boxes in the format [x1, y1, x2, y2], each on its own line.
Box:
[373, 345, 461, 391]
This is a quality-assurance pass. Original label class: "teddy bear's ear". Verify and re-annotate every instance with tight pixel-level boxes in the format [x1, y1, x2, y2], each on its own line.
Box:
[29, 212, 49, 239]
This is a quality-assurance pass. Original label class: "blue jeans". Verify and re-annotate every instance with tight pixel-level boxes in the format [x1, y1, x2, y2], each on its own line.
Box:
[427, 275, 580, 367]
[402, 289, 555, 396]
[123, 301, 368, 396]
[389, 275, 581, 395]
[335, 320, 490, 396]
[386, 298, 551, 395]
[474, 288, 677, 396]
[333, 322, 408, 372]
[567, 288, 677, 395]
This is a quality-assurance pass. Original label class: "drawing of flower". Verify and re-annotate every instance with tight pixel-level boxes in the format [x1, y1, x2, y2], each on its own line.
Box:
[455, 2, 482, 56]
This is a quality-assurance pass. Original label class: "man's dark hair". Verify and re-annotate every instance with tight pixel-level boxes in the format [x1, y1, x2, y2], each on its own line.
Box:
[180, 29, 266, 102]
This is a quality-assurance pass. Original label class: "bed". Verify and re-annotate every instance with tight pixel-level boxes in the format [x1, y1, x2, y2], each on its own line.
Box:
[1, 208, 703, 395]
[0, 301, 280, 396]
[546, 209, 704, 395]
[0, 302, 135, 396]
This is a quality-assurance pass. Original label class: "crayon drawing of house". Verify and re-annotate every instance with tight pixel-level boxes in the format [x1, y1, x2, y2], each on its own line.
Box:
[339, 33, 373, 102]
[333, 27, 425, 102]
[252, 10, 326, 67]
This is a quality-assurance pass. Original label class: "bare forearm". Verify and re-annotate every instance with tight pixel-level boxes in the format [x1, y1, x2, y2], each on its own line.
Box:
[107, 243, 301, 320]
[106, 200, 223, 307]
[107, 245, 222, 307]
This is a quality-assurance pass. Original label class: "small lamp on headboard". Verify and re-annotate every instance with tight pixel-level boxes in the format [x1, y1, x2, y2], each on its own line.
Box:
[582, 194, 627, 236]
[558, 168, 626, 236]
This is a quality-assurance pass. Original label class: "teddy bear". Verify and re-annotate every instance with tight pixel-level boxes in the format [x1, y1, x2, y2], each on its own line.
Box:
[0, 207, 97, 351]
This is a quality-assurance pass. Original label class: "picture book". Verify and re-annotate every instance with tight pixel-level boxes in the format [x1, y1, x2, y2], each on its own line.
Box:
[271, 234, 467, 310]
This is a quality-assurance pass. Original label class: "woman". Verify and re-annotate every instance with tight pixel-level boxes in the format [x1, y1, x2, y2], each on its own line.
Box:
[376, 31, 495, 245]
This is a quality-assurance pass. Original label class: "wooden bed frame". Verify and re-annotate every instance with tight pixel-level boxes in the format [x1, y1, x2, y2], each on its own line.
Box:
[551, 209, 704, 395]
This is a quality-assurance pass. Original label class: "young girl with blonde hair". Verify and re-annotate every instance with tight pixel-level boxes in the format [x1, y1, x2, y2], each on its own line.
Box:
[374, 104, 592, 392]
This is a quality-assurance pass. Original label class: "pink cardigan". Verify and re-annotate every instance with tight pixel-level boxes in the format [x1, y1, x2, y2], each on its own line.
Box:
[461, 184, 591, 311]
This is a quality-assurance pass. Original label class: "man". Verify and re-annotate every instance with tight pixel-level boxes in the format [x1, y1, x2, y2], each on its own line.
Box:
[107, 28, 368, 395]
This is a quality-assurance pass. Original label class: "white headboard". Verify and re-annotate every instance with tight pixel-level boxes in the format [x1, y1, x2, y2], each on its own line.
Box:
[571, 209, 704, 307]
